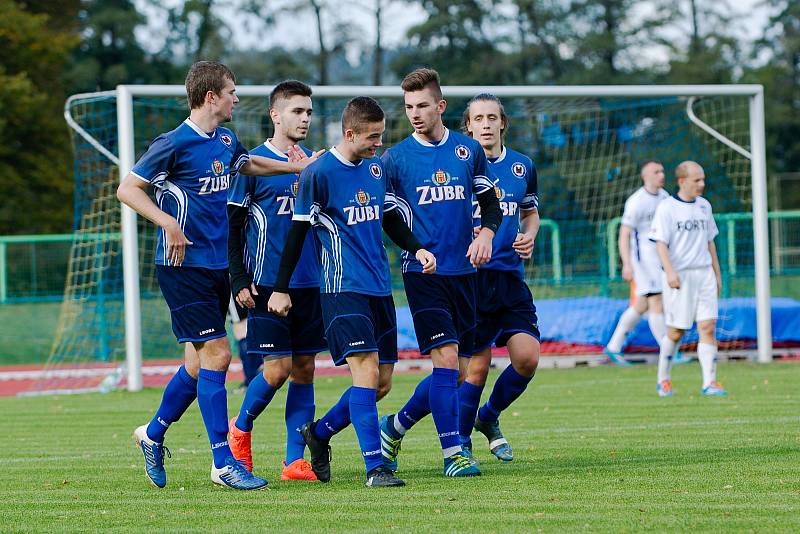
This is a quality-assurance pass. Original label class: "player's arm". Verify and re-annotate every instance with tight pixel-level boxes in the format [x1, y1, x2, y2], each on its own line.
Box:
[656, 241, 680, 289]
[708, 240, 722, 297]
[383, 209, 436, 274]
[618, 225, 633, 281]
[268, 220, 311, 316]
[117, 173, 192, 266]
[468, 188, 502, 267]
[513, 208, 539, 260]
[227, 204, 257, 308]
[240, 150, 325, 176]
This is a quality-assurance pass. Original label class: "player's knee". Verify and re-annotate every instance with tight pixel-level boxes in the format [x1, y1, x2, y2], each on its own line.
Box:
[183, 359, 200, 379]
[667, 328, 683, 342]
[466, 357, 490, 386]
[376, 379, 392, 401]
[431, 343, 459, 369]
[698, 321, 716, 340]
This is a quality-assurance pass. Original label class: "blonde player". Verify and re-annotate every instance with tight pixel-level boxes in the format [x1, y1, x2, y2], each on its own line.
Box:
[649, 161, 727, 397]
[604, 160, 669, 365]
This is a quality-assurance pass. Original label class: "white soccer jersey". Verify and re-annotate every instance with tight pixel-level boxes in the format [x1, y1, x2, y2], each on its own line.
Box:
[649, 195, 719, 271]
[621, 187, 669, 263]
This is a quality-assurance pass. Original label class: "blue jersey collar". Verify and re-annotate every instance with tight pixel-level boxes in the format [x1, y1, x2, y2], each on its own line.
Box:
[183, 118, 215, 139]
[263, 140, 288, 160]
[412, 127, 450, 147]
[331, 146, 361, 166]
[488, 145, 507, 164]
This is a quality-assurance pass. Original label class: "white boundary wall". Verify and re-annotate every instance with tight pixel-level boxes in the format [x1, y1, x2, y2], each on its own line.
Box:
[115, 84, 771, 391]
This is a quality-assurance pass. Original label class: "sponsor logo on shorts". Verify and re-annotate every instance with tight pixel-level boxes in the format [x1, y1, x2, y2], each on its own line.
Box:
[455, 144, 470, 160]
[199, 328, 216, 336]
[431, 332, 445, 340]
[259, 343, 274, 348]
[349, 340, 366, 346]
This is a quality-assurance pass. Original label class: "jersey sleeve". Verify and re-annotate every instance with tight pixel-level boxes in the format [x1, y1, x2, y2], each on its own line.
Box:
[380, 150, 399, 190]
[227, 172, 254, 207]
[706, 201, 719, 241]
[230, 132, 251, 173]
[293, 165, 325, 222]
[130, 135, 175, 188]
[649, 202, 670, 244]
[383, 163, 398, 212]
[471, 146, 493, 194]
[620, 194, 638, 228]
[521, 159, 539, 211]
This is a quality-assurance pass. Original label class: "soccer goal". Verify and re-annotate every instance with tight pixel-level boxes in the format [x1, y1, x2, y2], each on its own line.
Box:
[52, 84, 773, 394]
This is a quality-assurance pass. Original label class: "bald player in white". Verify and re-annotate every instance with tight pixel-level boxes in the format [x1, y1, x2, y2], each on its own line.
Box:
[604, 160, 669, 365]
[649, 161, 727, 397]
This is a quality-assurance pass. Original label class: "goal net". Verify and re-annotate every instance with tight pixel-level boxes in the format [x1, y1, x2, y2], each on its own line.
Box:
[34, 85, 774, 394]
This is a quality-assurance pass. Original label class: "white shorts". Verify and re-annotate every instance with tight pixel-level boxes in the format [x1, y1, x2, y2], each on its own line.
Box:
[662, 267, 718, 330]
[632, 256, 663, 297]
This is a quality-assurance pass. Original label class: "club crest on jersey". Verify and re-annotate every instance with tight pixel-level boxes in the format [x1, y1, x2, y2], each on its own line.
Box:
[369, 163, 382, 179]
[220, 134, 232, 147]
[292, 180, 299, 196]
[455, 144, 470, 160]
[432, 169, 451, 186]
[212, 160, 224, 175]
[494, 186, 506, 201]
[355, 189, 372, 206]
[511, 162, 526, 178]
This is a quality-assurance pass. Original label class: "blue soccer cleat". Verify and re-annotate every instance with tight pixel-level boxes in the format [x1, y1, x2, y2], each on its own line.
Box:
[603, 348, 632, 366]
[474, 417, 513, 462]
[444, 453, 481, 477]
[133, 424, 170, 488]
[701, 381, 728, 396]
[672, 351, 692, 364]
[210, 456, 268, 490]
[460, 443, 480, 467]
[379, 414, 404, 472]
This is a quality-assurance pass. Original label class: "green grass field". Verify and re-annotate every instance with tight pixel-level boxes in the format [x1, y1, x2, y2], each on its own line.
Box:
[2, 361, 799, 532]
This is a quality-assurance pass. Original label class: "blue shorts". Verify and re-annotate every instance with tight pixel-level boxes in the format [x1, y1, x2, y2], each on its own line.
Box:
[247, 286, 327, 360]
[156, 266, 229, 343]
[474, 269, 540, 352]
[320, 292, 398, 366]
[402, 272, 476, 356]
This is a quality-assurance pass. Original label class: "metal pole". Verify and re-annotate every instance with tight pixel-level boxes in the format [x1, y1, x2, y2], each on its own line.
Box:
[117, 86, 143, 390]
[749, 90, 773, 363]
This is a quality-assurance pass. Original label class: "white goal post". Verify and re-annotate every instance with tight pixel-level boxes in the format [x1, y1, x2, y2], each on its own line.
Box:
[115, 84, 771, 392]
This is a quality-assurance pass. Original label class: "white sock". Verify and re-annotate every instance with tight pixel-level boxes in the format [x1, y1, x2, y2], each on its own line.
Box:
[648, 313, 666, 348]
[697, 342, 718, 387]
[607, 307, 641, 353]
[393, 415, 407, 436]
[657, 336, 678, 383]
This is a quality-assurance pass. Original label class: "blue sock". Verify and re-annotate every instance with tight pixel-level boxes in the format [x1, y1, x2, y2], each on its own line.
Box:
[396, 374, 432, 431]
[146, 365, 197, 443]
[235, 373, 276, 432]
[458, 381, 484, 448]
[429, 367, 461, 456]
[349, 386, 383, 473]
[478, 365, 532, 423]
[315, 387, 352, 441]
[197, 368, 233, 468]
[239, 339, 260, 386]
[285, 381, 315, 464]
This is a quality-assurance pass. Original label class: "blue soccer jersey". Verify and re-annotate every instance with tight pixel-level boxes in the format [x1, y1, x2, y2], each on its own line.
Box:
[131, 118, 250, 268]
[382, 128, 492, 275]
[228, 141, 319, 288]
[472, 146, 538, 276]
[293, 148, 395, 296]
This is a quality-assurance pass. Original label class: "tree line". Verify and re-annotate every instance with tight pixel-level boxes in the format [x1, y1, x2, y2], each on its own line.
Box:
[1, 0, 798, 233]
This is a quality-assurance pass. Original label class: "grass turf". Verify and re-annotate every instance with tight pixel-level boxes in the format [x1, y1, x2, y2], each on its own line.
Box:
[1, 361, 799, 532]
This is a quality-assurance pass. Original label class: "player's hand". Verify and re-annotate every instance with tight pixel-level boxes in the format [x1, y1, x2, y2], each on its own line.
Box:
[236, 284, 258, 309]
[621, 263, 633, 282]
[267, 291, 292, 317]
[287, 145, 308, 163]
[666, 270, 681, 289]
[467, 229, 493, 268]
[164, 218, 192, 266]
[292, 149, 325, 173]
[473, 226, 481, 238]
[416, 249, 436, 274]
[513, 232, 534, 259]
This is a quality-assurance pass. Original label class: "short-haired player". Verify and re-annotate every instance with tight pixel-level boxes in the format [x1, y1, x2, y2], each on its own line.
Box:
[458, 93, 541, 463]
[120, 61, 321, 490]
[378, 68, 502, 478]
[268, 96, 436, 487]
[603, 160, 669, 365]
[226, 80, 323, 481]
[650, 161, 727, 397]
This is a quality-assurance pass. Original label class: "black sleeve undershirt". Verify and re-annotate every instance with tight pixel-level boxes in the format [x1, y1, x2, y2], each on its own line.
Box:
[227, 204, 252, 297]
[273, 220, 311, 293]
[382, 209, 423, 254]
[476, 188, 502, 234]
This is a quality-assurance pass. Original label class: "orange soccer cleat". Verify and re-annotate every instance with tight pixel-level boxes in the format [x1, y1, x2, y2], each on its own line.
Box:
[280, 458, 318, 481]
[228, 417, 253, 472]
